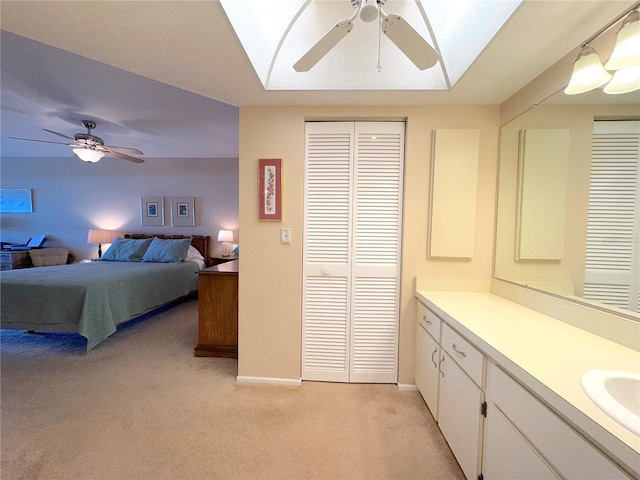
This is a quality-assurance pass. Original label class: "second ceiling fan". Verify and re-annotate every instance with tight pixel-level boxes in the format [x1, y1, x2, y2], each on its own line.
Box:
[294, 0, 441, 73]
[9, 120, 144, 163]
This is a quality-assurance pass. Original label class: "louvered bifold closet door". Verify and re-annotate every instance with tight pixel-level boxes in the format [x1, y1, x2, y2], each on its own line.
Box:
[350, 122, 404, 383]
[303, 121, 404, 383]
[584, 121, 640, 313]
[303, 122, 354, 382]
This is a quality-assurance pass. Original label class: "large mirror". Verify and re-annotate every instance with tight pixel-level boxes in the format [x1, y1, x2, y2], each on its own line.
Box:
[495, 86, 640, 321]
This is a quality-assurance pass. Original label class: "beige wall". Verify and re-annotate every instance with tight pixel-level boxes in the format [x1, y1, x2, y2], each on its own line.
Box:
[238, 105, 499, 384]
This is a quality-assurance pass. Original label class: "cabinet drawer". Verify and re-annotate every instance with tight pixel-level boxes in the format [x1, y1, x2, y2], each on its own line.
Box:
[417, 301, 441, 341]
[487, 362, 627, 479]
[442, 323, 484, 387]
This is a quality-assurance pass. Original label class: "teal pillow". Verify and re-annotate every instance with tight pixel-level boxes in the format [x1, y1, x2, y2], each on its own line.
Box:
[141, 237, 192, 263]
[99, 237, 153, 262]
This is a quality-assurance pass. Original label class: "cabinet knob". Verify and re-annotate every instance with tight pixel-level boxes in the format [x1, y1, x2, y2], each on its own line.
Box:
[322, 267, 331, 276]
[422, 315, 432, 325]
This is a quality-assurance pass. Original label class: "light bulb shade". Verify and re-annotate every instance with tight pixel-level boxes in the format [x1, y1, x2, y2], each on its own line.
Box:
[564, 47, 612, 95]
[217, 230, 233, 242]
[87, 229, 112, 244]
[360, 0, 379, 22]
[603, 65, 640, 94]
[73, 148, 105, 163]
[604, 11, 640, 71]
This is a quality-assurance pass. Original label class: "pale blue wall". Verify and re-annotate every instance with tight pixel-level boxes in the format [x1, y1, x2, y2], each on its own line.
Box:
[0, 156, 238, 260]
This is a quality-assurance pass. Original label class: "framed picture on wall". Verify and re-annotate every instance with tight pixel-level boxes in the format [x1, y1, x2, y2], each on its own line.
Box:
[0, 189, 33, 213]
[259, 158, 282, 221]
[141, 196, 164, 226]
[171, 196, 195, 226]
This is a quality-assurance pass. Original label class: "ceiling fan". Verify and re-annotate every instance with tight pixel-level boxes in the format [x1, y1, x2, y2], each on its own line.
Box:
[8, 120, 144, 163]
[293, 0, 440, 73]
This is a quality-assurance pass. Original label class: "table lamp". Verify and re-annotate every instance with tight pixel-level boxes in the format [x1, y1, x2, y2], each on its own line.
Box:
[87, 229, 112, 258]
[217, 230, 233, 257]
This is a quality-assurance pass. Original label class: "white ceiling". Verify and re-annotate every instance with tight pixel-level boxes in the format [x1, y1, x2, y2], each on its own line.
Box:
[0, 0, 635, 159]
[219, 0, 522, 91]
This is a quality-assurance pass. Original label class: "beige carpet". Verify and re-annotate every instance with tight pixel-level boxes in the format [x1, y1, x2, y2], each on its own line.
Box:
[1, 299, 464, 480]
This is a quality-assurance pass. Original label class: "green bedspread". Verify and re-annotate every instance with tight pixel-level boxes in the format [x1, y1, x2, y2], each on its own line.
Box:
[1, 261, 199, 350]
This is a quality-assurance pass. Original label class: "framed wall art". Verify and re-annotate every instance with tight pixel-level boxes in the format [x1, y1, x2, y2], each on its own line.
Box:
[258, 158, 281, 221]
[0, 189, 33, 213]
[141, 196, 165, 226]
[171, 196, 195, 226]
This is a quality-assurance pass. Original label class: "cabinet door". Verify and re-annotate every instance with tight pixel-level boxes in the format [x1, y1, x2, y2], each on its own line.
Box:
[482, 404, 558, 480]
[415, 322, 440, 420]
[438, 352, 483, 480]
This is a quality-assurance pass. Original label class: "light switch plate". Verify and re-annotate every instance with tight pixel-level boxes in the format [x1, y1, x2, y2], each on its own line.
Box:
[280, 228, 291, 244]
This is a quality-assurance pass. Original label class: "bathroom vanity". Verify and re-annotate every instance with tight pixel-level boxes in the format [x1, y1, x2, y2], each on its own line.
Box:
[415, 281, 639, 480]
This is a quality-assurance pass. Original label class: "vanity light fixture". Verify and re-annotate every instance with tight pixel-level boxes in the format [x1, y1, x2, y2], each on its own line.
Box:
[73, 147, 105, 163]
[565, 3, 640, 96]
[564, 45, 612, 95]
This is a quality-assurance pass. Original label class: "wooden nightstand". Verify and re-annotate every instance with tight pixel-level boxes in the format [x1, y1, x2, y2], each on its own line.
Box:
[195, 260, 238, 358]
[209, 256, 238, 266]
[0, 251, 29, 270]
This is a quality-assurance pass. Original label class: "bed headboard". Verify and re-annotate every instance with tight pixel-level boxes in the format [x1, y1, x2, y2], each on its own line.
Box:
[124, 234, 211, 267]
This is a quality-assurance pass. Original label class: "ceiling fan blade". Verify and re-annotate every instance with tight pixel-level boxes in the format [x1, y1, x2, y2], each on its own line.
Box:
[104, 149, 144, 164]
[102, 145, 144, 155]
[8, 136, 70, 146]
[294, 20, 354, 72]
[42, 129, 75, 140]
[382, 14, 440, 70]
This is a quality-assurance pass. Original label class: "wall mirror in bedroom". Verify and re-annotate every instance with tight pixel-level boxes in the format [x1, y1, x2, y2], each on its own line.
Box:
[494, 83, 640, 320]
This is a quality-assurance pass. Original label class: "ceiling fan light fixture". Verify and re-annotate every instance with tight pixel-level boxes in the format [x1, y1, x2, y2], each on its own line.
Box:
[603, 64, 640, 94]
[73, 148, 105, 163]
[360, 0, 379, 22]
[564, 45, 612, 95]
[604, 9, 640, 71]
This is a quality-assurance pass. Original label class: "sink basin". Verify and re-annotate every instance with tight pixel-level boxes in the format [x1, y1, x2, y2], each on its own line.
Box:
[581, 370, 640, 437]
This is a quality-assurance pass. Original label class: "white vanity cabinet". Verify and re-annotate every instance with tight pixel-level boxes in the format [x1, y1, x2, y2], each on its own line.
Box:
[415, 303, 486, 480]
[415, 303, 441, 419]
[414, 297, 633, 480]
[482, 403, 557, 480]
[438, 323, 486, 480]
[484, 362, 628, 480]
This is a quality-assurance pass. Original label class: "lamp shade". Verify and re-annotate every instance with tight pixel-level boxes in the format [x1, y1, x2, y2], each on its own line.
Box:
[217, 230, 233, 242]
[603, 65, 640, 94]
[73, 148, 105, 163]
[564, 46, 612, 95]
[604, 10, 640, 71]
[87, 229, 112, 244]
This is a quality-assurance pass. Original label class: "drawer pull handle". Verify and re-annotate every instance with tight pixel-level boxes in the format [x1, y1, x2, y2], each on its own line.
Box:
[452, 343, 467, 358]
[439, 355, 445, 378]
[422, 315, 432, 325]
[431, 347, 438, 368]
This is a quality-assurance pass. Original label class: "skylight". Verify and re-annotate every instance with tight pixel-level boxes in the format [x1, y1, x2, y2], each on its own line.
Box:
[219, 0, 522, 91]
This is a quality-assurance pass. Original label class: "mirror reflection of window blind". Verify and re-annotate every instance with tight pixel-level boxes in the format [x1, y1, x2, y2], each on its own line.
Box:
[584, 120, 639, 313]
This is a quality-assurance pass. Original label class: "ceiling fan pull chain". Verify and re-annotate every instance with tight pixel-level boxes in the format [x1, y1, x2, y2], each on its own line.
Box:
[376, 8, 382, 73]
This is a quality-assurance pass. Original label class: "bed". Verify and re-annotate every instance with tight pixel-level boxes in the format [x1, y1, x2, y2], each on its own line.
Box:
[1, 234, 210, 350]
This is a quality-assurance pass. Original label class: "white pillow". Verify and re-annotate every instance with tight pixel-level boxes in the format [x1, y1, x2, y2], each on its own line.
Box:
[185, 245, 204, 261]
[184, 245, 206, 269]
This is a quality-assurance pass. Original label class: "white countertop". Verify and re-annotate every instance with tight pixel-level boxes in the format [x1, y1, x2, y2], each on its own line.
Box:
[415, 290, 640, 476]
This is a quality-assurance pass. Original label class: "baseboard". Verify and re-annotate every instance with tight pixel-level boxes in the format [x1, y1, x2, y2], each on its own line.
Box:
[236, 376, 302, 386]
[397, 384, 419, 391]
